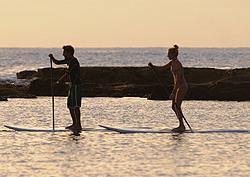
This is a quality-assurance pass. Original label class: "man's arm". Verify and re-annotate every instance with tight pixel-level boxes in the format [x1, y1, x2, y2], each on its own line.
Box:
[49, 54, 65, 65]
[51, 73, 69, 88]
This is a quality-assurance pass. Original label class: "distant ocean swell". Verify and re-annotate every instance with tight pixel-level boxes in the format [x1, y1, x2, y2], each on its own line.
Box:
[0, 47, 249, 81]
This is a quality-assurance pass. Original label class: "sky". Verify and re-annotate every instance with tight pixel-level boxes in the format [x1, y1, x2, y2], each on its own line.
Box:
[1, 0, 250, 48]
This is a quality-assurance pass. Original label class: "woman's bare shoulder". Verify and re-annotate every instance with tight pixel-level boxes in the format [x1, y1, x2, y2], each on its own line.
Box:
[176, 60, 183, 69]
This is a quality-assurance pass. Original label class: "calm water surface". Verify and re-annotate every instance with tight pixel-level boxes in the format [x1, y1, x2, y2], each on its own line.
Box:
[1, 97, 250, 176]
[1, 47, 250, 81]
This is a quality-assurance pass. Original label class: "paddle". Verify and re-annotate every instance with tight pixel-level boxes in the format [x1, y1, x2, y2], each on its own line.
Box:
[50, 59, 55, 131]
[149, 64, 193, 132]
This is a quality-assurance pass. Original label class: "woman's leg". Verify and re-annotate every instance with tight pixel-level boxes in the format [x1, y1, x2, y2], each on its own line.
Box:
[172, 85, 188, 131]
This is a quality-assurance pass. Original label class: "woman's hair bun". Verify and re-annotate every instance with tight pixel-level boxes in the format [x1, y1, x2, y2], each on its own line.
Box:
[173, 44, 179, 50]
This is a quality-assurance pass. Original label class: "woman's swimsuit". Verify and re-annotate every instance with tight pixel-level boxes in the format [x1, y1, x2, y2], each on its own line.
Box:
[176, 83, 188, 89]
[171, 61, 188, 89]
[171, 70, 184, 75]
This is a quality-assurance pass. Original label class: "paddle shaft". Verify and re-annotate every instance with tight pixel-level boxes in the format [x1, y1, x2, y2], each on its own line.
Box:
[50, 59, 55, 131]
[149, 65, 193, 132]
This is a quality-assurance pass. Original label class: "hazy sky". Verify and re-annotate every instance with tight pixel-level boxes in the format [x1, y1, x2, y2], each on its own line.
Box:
[1, 0, 250, 48]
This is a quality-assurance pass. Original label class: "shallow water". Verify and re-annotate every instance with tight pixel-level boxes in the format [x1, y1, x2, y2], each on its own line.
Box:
[1, 97, 250, 176]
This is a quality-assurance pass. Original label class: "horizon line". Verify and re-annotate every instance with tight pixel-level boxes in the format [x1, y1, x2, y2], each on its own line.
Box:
[0, 46, 249, 49]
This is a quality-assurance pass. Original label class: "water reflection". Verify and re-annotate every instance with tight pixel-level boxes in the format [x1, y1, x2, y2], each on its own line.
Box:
[68, 131, 85, 141]
[172, 133, 183, 141]
[49, 131, 85, 143]
[166, 133, 187, 147]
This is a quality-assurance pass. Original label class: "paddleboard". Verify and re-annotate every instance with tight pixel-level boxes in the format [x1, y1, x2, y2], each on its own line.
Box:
[4, 125, 94, 132]
[99, 125, 250, 134]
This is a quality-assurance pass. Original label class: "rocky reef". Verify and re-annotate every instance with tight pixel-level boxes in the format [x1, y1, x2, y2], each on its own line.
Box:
[1, 67, 250, 101]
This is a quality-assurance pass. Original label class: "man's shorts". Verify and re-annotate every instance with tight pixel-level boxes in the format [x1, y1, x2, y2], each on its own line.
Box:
[67, 83, 83, 109]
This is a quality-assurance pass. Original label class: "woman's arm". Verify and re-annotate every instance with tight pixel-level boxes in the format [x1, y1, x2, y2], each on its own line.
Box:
[148, 61, 172, 71]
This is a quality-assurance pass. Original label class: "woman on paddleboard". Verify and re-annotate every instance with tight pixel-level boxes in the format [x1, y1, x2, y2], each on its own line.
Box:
[148, 45, 188, 132]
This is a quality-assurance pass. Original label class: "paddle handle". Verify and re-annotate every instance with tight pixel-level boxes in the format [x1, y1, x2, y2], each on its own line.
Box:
[50, 59, 55, 131]
[149, 64, 193, 132]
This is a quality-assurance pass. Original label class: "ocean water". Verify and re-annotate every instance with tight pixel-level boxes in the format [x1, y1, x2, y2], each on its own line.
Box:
[0, 47, 250, 81]
[1, 97, 250, 176]
[1, 48, 250, 176]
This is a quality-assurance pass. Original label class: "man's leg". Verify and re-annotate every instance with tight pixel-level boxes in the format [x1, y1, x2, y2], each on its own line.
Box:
[68, 107, 82, 130]
[67, 83, 83, 130]
[74, 107, 82, 130]
[65, 109, 77, 129]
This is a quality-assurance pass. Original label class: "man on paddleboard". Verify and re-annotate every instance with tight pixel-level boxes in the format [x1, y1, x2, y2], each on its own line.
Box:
[49, 45, 83, 131]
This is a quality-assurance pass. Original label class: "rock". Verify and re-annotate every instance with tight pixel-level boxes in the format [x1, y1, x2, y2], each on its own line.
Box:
[0, 83, 36, 98]
[147, 85, 172, 100]
[5, 66, 250, 101]
[27, 79, 69, 96]
[0, 97, 7, 101]
[37, 68, 68, 81]
[184, 68, 227, 84]
[209, 81, 250, 101]
[16, 70, 38, 79]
